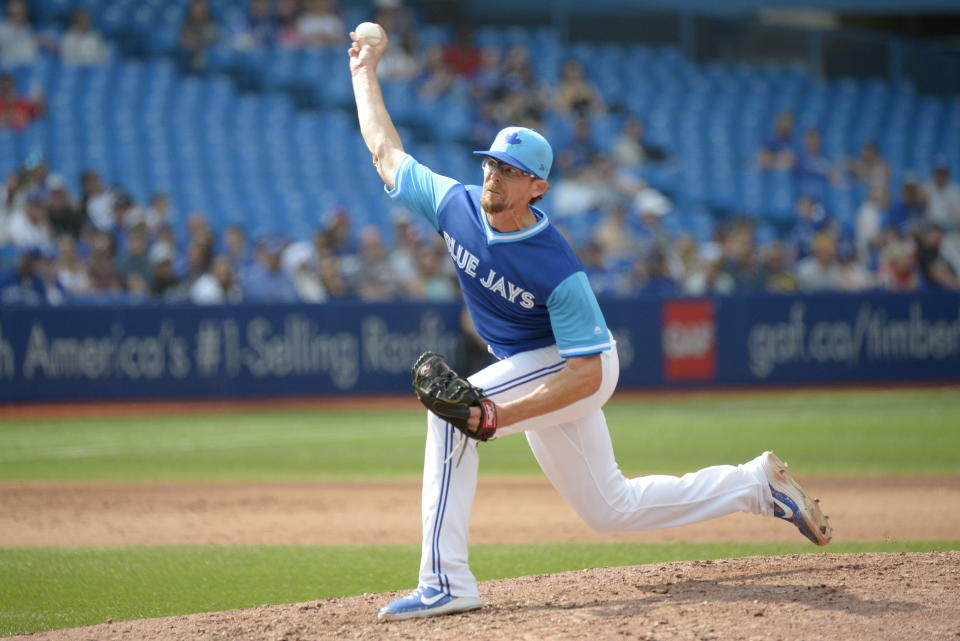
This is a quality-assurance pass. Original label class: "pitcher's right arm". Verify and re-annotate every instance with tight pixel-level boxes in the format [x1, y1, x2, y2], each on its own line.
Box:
[348, 23, 406, 190]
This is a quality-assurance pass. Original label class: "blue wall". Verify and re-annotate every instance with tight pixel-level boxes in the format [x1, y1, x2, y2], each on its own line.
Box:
[1, 292, 958, 403]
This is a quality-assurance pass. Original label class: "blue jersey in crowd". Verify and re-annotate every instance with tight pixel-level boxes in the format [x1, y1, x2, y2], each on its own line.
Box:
[387, 154, 611, 359]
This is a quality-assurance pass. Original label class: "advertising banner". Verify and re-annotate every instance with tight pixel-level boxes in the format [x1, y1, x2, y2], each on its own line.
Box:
[0, 292, 957, 403]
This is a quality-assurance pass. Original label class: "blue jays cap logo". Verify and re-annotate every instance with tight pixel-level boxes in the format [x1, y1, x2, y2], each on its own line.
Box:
[472, 126, 553, 180]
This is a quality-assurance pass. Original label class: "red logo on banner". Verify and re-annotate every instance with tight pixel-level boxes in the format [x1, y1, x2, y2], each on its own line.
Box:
[662, 300, 716, 381]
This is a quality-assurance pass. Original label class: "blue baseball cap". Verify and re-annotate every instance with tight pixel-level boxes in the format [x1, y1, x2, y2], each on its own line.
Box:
[473, 126, 553, 180]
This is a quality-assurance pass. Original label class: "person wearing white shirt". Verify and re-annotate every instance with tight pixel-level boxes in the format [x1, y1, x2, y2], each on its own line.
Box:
[6, 192, 53, 252]
[296, 0, 344, 46]
[924, 158, 960, 231]
[60, 10, 109, 65]
[190, 255, 242, 304]
[0, 0, 37, 67]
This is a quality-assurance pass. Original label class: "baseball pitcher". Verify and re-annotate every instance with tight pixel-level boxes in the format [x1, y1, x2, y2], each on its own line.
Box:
[348, 24, 832, 622]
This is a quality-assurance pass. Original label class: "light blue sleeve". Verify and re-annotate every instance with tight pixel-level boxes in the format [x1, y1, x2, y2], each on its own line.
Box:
[385, 154, 459, 232]
[546, 272, 612, 357]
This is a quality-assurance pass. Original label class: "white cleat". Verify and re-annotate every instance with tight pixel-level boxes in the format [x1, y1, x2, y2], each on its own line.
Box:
[761, 451, 832, 546]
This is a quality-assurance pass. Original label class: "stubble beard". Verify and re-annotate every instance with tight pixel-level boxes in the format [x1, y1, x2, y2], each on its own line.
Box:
[481, 189, 505, 214]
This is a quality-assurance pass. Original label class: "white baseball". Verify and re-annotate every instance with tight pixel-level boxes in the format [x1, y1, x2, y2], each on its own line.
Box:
[355, 22, 382, 46]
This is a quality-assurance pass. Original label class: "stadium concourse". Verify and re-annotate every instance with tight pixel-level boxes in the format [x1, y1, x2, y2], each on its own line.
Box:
[2, 0, 960, 307]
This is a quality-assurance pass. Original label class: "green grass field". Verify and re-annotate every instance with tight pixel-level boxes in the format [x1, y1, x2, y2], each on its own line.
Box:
[2, 388, 958, 482]
[1, 388, 958, 636]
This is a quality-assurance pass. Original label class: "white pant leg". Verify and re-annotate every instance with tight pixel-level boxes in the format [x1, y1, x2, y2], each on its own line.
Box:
[526, 416, 773, 533]
[417, 411, 481, 598]
[416, 344, 582, 598]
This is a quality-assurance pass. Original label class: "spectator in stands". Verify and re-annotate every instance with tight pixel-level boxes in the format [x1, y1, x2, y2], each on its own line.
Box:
[418, 44, 456, 100]
[876, 229, 920, 291]
[148, 244, 181, 299]
[6, 190, 53, 252]
[855, 182, 889, 270]
[18, 153, 50, 199]
[0, 172, 20, 243]
[178, 0, 221, 73]
[845, 140, 889, 190]
[415, 244, 458, 302]
[319, 206, 356, 257]
[630, 249, 679, 298]
[228, 0, 277, 51]
[186, 211, 215, 253]
[44, 174, 86, 239]
[0, 249, 48, 305]
[104, 191, 139, 240]
[117, 225, 153, 291]
[486, 46, 548, 131]
[550, 153, 628, 220]
[789, 194, 835, 260]
[377, 27, 421, 82]
[284, 244, 330, 302]
[0, 71, 44, 131]
[684, 244, 735, 296]
[634, 188, 674, 258]
[794, 231, 843, 292]
[553, 59, 605, 118]
[244, 237, 299, 303]
[578, 241, 623, 298]
[183, 238, 215, 291]
[143, 192, 174, 234]
[150, 225, 185, 278]
[316, 247, 348, 299]
[757, 110, 796, 170]
[371, 0, 416, 40]
[387, 211, 425, 298]
[837, 241, 873, 292]
[666, 233, 699, 289]
[275, 0, 303, 48]
[554, 117, 599, 177]
[191, 254, 242, 303]
[223, 223, 252, 275]
[612, 116, 669, 169]
[80, 170, 114, 233]
[0, 0, 38, 67]
[883, 176, 926, 237]
[915, 222, 960, 290]
[54, 236, 91, 298]
[923, 156, 960, 231]
[350, 225, 402, 301]
[60, 9, 109, 65]
[86, 231, 122, 294]
[297, 0, 345, 47]
[593, 202, 639, 269]
[793, 127, 835, 201]
[443, 26, 482, 78]
[762, 241, 798, 294]
[723, 220, 766, 293]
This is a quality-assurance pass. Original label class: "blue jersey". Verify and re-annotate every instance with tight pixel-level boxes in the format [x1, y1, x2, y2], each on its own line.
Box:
[387, 154, 611, 359]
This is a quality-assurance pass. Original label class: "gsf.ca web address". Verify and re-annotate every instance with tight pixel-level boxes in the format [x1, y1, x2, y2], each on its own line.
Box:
[746, 302, 960, 378]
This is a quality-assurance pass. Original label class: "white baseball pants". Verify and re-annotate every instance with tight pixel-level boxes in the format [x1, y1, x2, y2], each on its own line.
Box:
[417, 343, 774, 598]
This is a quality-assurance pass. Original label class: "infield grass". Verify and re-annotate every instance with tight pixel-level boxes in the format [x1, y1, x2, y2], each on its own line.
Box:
[1, 541, 958, 636]
[1, 387, 958, 481]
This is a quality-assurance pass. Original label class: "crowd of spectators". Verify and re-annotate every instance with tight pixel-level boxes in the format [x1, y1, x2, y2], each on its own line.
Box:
[750, 108, 960, 294]
[0, 157, 464, 305]
[2, 0, 959, 306]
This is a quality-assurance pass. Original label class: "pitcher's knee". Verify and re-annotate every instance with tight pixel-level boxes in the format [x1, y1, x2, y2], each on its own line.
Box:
[581, 510, 628, 534]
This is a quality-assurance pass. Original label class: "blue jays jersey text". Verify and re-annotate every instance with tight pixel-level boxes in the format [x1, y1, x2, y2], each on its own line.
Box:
[387, 154, 611, 358]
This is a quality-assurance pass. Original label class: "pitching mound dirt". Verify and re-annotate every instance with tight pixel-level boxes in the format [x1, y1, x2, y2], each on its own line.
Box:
[7, 551, 958, 641]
